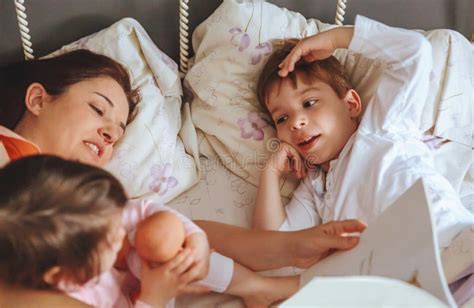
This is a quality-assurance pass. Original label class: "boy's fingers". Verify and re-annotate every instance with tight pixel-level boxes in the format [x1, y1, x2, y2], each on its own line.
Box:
[278, 67, 289, 77]
[298, 156, 307, 178]
[278, 68, 287, 77]
[301, 164, 307, 177]
[278, 47, 303, 76]
[287, 48, 301, 71]
[289, 147, 305, 178]
[293, 156, 303, 178]
[303, 54, 316, 62]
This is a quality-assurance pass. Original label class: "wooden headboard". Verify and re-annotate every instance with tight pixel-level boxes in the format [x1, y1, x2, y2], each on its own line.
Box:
[1, 0, 472, 68]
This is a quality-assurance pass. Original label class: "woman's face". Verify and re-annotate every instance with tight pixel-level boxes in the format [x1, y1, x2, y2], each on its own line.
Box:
[33, 77, 129, 167]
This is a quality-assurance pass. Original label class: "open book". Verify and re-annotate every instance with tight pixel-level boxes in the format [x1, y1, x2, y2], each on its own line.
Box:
[282, 179, 455, 307]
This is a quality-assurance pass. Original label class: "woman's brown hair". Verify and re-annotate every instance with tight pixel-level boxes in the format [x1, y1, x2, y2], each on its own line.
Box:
[257, 39, 352, 120]
[0, 49, 140, 129]
[0, 155, 127, 289]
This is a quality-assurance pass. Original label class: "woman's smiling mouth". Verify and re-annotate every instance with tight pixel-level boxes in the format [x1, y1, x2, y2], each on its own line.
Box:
[84, 141, 102, 158]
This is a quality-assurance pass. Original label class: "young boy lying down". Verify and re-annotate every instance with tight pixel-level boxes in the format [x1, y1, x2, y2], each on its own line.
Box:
[253, 15, 473, 250]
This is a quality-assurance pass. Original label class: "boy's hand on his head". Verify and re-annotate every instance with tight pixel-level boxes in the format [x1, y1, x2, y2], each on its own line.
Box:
[138, 248, 197, 306]
[180, 232, 210, 283]
[266, 142, 306, 179]
[279, 32, 335, 77]
[278, 27, 354, 77]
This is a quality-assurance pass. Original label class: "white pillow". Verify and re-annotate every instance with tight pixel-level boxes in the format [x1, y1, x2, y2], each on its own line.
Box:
[186, 0, 472, 197]
[50, 18, 199, 201]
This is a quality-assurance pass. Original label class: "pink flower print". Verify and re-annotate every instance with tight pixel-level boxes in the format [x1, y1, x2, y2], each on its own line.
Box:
[149, 163, 178, 196]
[237, 111, 268, 141]
[230, 28, 251, 52]
[250, 42, 272, 65]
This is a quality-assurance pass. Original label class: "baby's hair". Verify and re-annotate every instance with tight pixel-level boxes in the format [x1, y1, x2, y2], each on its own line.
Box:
[257, 38, 352, 121]
[0, 155, 127, 289]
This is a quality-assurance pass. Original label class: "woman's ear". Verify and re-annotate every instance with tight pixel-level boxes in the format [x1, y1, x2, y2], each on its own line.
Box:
[344, 89, 362, 118]
[24, 83, 49, 116]
[42, 266, 63, 286]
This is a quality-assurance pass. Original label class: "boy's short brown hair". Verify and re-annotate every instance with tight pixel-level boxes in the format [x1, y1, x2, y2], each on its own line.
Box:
[0, 155, 127, 289]
[257, 39, 352, 117]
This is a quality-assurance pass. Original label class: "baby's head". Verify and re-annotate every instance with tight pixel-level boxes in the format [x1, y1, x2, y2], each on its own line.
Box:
[257, 39, 362, 169]
[0, 155, 127, 290]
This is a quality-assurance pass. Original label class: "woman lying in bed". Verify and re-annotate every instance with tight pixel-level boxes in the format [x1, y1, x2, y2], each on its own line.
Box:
[0, 49, 365, 302]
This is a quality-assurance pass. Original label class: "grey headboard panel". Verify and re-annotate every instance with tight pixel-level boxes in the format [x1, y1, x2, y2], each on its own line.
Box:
[1, 0, 472, 66]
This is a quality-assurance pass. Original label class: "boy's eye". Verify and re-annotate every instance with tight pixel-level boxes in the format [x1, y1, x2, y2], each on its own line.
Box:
[89, 104, 104, 116]
[303, 99, 317, 108]
[275, 115, 288, 125]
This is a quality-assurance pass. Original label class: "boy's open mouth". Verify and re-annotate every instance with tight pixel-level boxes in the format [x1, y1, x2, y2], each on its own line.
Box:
[297, 135, 320, 151]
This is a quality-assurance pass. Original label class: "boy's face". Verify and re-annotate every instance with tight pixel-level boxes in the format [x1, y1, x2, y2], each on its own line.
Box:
[266, 74, 361, 169]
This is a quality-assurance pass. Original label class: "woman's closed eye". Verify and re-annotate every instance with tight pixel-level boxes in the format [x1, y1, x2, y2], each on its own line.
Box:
[303, 99, 317, 108]
[89, 103, 105, 116]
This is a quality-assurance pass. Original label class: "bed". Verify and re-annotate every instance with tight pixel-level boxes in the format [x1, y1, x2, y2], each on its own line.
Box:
[2, 0, 473, 307]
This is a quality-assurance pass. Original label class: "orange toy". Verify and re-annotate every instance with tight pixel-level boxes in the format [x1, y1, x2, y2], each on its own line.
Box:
[115, 211, 186, 269]
[134, 211, 186, 263]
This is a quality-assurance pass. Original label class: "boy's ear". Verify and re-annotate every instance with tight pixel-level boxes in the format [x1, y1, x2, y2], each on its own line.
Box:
[42, 266, 63, 286]
[24, 83, 49, 116]
[344, 89, 362, 118]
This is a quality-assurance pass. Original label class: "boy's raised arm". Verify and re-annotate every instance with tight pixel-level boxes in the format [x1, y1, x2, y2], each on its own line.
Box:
[349, 15, 432, 134]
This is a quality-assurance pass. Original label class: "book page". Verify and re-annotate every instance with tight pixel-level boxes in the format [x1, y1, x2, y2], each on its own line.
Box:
[281, 276, 447, 307]
[294, 179, 455, 306]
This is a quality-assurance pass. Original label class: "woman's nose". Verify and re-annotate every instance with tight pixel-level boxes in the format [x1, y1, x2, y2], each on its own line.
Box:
[99, 126, 118, 144]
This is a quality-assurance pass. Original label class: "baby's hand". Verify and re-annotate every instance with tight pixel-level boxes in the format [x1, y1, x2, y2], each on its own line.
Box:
[138, 248, 196, 307]
[266, 141, 306, 178]
[278, 27, 354, 77]
[180, 232, 210, 283]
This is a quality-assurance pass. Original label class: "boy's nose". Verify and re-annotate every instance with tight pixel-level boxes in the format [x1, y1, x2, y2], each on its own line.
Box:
[291, 118, 307, 131]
